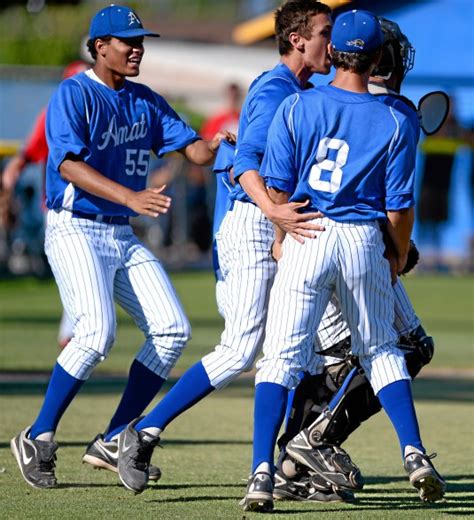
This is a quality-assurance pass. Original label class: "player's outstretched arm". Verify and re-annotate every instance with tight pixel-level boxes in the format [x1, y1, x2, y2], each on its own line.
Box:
[60, 158, 171, 217]
[239, 170, 324, 244]
[386, 207, 414, 273]
[181, 130, 236, 166]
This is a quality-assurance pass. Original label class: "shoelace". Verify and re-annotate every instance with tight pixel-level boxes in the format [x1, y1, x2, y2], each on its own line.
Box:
[38, 454, 56, 474]
[133, 443, 154, 470]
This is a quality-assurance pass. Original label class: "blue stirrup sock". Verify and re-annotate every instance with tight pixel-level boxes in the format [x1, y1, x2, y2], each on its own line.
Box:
[252, 382, 288, 474]
[377, 379, 425, 456]
[30, 363, 84, 439]
[104, 360, 166, 441]
[135, 361, 214, 433]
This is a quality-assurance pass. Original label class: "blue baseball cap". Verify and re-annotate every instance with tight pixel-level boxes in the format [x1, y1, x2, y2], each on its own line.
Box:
[331, 10, 383, 53]
[89, 4, 160, 40]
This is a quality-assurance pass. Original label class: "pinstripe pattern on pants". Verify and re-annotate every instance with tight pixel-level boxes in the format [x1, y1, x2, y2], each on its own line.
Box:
[392, 279, 420, 336]
[46, 209, 190, 380]
[201, 201, 277, 389]
[256, 217, 409, 395]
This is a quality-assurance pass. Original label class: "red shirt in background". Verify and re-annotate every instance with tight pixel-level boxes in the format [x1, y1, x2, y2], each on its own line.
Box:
[22, 108, 48, 164]
[200, 109, 240, 141]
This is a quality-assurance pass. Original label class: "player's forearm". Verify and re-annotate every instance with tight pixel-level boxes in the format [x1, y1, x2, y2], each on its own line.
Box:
[182, 139, 216, 166]
[60, 159, 134, 207]
[268, 187, 290, 244]
[239, 170, 277, 217]
[386, 207, 414, 271]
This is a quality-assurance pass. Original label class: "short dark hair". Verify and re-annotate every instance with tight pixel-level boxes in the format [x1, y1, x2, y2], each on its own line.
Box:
[86, 36, 112, 61]
[331, 48, 381, 74]
[275, 0, 331, 56]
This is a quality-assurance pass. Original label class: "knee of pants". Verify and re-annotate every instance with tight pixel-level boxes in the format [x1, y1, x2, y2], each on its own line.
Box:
[73, 314, 116, 354]
[57, 341, 110, 380]
[149, 317, 191, 350]
[358, 346, 410, 395]
[230, 352, 257, 376]
[202, 344, 260, 387]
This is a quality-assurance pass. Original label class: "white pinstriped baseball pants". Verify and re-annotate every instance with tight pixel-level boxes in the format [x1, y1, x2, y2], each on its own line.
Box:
[257, 217, 410, 395]
[45, 209, 190, 380]
[311, 279, 422, 373]
[202, 201, 277, 389]
[315, 279, 420, 353]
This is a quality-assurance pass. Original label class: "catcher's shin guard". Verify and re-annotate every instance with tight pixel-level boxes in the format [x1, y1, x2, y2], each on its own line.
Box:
[303, 367, 374, 446]
[281, 325, 435, 449]
[290, 365, 379, 447]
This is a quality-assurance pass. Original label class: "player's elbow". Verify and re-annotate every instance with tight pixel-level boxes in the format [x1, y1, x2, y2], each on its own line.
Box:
[59, 153, 83, 182]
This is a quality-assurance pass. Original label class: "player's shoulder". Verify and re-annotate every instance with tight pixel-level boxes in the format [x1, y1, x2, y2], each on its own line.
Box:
[377, 94, 419, 131]
[58, 72, 87, 91]
[251, 65, 299, 99]
[287, 85, 324, 110]
[383, 101, 414, 129]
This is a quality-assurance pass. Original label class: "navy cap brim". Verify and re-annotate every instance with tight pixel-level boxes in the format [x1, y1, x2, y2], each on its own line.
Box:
[104, 28, 160, 38]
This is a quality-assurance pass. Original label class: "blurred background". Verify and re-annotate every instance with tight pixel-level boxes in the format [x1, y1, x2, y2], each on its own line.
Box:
[0, 0, 473, 276]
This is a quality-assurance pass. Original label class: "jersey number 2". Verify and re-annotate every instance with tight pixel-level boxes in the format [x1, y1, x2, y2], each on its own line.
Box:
[125, 149, 150, 176]
[309, 138, 349, 193]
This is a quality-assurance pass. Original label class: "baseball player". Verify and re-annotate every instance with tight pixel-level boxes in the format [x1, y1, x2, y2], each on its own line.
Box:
[10, 4, 232, 490]
[1, 61, 89, 349]
[273, 17, 437, 502]
[241, 10, 445, 513]
[115, 0, 346, 496]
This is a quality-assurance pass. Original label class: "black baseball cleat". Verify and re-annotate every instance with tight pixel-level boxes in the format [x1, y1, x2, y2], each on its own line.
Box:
[83, 434, 161, 481]
[273, 469, 355, 502]
[117, 419, 160, 494]
[404, 446, 446, 502]
[240, 472, 274, 513]
[10, 426, 58, 489]
[286, 430, 363, 491]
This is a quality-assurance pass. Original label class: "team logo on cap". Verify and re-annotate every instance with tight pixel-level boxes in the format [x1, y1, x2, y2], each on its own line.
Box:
[346, 39, 365, 50]
[128, 11, 140, 26]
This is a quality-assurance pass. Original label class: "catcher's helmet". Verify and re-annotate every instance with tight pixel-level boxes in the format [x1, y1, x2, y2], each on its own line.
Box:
[373, 17, 415, 81]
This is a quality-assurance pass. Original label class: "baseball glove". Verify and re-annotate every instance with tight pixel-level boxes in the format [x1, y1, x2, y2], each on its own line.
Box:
[400, 240, 420, 275]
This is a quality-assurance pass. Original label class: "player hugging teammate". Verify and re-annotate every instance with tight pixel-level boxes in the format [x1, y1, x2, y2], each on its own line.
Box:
[240, 8, 446, 513]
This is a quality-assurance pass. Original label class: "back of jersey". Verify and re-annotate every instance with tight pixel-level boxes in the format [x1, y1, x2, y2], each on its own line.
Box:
[262, 84, 417, 222]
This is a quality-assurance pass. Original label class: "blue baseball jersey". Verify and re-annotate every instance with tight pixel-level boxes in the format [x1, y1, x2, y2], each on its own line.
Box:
[376, 93, 421, 142]
[212, 140, 236, 278]
[231, 63, 303, 205]
[261, 85, 417, 221]
[45, 70, 199, 216]
[212, 139, 236, 238]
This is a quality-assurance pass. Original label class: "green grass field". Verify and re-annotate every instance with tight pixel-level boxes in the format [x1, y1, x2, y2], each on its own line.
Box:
[0, 273, 473, 518]
[1, 272, 473, 374]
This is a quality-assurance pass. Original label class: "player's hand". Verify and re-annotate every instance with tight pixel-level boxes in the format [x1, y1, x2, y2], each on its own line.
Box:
[125, 185, 172, 217]
[397, 253, 408, 276]
[386, 254, 398, 286]
[208, 130, 237, 152]
[382, 227, 400, 285]
[269, 200, 325, 244]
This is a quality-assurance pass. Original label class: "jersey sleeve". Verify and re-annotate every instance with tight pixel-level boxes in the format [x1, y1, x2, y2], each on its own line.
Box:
[385, 112, 417, 211]
[22, 109, 48, 164]
[151, 93, 200, 157]
[260, 95, 298, 194]
[233, 79, 295, 179]
[46, 79, 91, 172]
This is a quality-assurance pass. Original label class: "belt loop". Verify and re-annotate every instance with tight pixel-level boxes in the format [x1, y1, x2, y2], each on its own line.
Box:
[96, 214, 104, 223]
